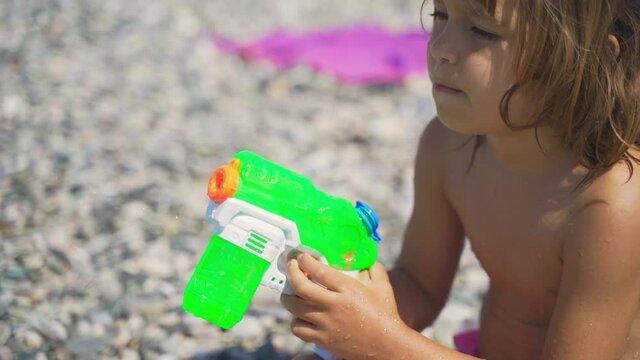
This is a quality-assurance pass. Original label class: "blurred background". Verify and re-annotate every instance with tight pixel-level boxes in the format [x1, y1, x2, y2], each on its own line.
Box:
[0, 1, 487, 359]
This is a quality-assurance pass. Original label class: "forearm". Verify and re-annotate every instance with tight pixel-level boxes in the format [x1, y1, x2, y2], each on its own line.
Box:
[354, 316, 479, 360]
[388, 267, 446, 331]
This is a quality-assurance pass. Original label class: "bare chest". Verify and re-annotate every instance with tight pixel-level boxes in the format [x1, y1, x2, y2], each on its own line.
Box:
[446, 165, 570, 316]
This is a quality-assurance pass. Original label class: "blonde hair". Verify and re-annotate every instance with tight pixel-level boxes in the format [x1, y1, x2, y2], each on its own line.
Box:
[423, 0, 640, 180]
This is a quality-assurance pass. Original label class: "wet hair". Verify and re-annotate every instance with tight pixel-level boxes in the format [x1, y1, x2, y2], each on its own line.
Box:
[422, 0, 640, 182]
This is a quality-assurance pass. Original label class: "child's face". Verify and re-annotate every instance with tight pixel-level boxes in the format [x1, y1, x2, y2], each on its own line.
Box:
[427, 0, 531, 134]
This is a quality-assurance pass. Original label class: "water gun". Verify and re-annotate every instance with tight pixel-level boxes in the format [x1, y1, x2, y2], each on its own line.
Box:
[182, 150, 382, 333]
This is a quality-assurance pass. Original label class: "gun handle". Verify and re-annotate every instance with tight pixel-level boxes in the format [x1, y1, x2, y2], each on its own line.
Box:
[183, 234, 270, 329]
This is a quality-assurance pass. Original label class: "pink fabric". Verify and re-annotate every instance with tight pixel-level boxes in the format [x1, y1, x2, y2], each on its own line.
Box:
[211, 24, 430, 85]
[454, 329, 480, 356]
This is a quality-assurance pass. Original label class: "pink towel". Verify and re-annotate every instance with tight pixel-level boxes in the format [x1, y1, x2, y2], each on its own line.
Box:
[212, 24, 430, 85]
[454, 329, 480, 356]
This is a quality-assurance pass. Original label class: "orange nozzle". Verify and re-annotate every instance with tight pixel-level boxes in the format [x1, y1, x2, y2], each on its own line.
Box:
[208, 159, 241, 203]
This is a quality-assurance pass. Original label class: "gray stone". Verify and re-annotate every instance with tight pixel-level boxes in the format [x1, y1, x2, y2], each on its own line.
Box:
[14, 328, 43, 352]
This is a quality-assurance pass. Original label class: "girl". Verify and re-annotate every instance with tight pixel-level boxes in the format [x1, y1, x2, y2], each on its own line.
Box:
[282, 0, 640, 359]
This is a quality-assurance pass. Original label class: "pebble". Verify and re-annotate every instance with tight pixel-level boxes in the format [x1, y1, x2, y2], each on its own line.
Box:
[0, 347, 12, 360]
[112, 323, 132, 348]
[0, 323, 10, 345]
[41, 321, 68, 342]
[228, 316, 267, 343]
[0, 0, 485, 358]
[121, 348, 141, 360]
[96, 270, 124, 302]
[65, 336, 109, 356]
[14, 328, 43, 352]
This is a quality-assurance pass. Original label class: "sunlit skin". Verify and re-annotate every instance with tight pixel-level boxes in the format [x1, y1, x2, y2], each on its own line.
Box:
[281, 0, 640, 359]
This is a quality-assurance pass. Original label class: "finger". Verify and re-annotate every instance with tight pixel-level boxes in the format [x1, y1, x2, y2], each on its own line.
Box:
[288, 259, 335, 303]
[290, 317, 321, 344]
[369, 261, 390, 283]
[296, 253, 347, 292]
[280, 293, 326, 325]
[357, 268, 372, 284]
[286, 249, 304, 262]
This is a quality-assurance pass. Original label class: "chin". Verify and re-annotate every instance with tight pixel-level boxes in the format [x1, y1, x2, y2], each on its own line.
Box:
[435, 110, 480, 135]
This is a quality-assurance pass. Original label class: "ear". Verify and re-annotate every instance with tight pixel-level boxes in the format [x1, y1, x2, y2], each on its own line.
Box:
[608, 34, 621, 58]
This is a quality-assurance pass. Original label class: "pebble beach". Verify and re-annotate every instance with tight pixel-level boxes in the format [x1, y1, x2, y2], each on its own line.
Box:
[0, 1, 488, 359]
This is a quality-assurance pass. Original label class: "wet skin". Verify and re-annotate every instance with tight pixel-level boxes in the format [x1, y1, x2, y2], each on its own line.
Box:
[285, 118, 640, 359]
[391, 119, 640, 360]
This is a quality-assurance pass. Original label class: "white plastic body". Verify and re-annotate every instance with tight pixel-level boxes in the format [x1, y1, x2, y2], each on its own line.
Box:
[207, 198, 300, 292]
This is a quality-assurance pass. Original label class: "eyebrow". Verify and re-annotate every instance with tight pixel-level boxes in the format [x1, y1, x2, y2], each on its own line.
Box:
[435, 0, 505, 26]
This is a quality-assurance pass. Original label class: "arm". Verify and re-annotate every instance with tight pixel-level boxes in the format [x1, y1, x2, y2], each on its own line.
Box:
[281, 120, 478, 359]
[285, 254, 480, 360]
[542, 181, 640, 359]
[390, 118, 466, 330]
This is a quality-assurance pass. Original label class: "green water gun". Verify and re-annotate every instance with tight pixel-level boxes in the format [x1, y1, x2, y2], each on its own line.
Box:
[182, 150, 382, 330]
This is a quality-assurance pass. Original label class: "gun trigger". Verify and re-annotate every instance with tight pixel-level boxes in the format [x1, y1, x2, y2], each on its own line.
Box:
[292, 245, 328, 265]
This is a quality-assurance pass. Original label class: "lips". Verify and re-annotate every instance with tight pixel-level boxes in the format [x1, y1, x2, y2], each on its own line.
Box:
[433, 82, 463, 94]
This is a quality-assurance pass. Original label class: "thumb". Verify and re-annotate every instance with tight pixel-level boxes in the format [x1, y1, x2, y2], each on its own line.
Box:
[296, 253, 345, 292]
[369, 261, 390, 283]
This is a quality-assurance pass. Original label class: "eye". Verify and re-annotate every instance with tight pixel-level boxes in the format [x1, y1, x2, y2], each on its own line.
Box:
[429, 10, 448, 21]
[471, 26, 500, 41]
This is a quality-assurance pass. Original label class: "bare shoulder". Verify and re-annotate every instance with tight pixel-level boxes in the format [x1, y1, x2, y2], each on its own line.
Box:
[566, 156, 640, 262]
[573, 156, 640, 221]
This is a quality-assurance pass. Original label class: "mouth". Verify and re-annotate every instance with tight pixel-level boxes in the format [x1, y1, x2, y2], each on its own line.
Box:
[433, 82, 463, 95]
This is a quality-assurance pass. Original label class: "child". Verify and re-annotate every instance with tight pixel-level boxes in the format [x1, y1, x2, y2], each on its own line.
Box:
[281, 0, 640, 359]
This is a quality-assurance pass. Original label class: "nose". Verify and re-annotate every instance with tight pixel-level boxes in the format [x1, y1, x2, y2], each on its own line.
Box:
[428, 29, 459, 64]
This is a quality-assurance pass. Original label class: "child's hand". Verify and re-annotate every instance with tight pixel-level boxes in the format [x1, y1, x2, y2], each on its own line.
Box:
[280, 253, 404, 359]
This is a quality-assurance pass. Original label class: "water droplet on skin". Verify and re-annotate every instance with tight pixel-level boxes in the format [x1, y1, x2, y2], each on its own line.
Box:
[343, 334, 352, 340]
[336, 328, 341, 333]
[382, 328, 388, 333]
[367, 352, 378, 357]
[351, 345, 358, 350]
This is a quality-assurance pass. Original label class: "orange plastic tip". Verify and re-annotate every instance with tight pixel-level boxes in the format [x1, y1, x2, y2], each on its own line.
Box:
[208, 159, 241, 203]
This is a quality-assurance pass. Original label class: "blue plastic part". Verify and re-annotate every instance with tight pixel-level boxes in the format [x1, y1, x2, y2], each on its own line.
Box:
[205, 201, 222, 235]
[355, 201, 382, 243]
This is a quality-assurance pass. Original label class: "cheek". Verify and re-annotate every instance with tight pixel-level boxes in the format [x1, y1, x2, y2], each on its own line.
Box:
[426, 44, 437, 76]
[465, 67, 505, 117]
[467, 45, 513, 89]
[467, 53, 516, 111]
[500, 90, 538, 127]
